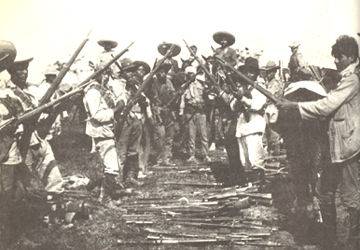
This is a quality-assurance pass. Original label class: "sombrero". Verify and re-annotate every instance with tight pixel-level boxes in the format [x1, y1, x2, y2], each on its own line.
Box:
[97, 39, 118, 49]
[157, 42, 181, 57]
[133, 61, 150, 75]
[213, 31, 236, 46]
[0, 40, 17, 73]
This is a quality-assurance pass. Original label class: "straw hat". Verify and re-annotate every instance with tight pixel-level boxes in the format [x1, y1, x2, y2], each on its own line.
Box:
[97, 39, 118, 49]
[289, 41, 300, 48]
[157, 42, 181, 57]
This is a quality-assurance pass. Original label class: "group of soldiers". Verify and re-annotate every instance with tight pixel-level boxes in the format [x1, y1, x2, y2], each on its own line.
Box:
[0, 30, 360, 250]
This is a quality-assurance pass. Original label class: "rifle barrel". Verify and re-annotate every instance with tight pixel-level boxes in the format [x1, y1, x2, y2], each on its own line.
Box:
[222, 63, 279, 103]
[40, 29, 92, 105]
[183, 39, 218, 86]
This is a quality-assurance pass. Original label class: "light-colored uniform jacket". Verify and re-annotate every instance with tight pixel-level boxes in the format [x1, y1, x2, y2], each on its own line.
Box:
[84, 82, 115, 139]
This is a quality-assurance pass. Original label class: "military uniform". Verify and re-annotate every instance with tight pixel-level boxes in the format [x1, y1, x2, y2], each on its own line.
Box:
[83, 80, 123, 199]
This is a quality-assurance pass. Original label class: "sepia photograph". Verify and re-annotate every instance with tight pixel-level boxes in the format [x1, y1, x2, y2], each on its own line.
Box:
[0, 0, 359, 249]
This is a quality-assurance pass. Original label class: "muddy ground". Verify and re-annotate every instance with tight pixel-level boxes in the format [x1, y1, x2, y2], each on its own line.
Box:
[8, 128, 350, 250]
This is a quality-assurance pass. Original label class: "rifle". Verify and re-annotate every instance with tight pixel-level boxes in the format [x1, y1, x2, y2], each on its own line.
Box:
[183, 40, 218, 87]
[144, 227, 271, 239]
[163, 73, 196, 109]
[215, 58, 279, 103]
[0, 42, 134, 163]
[18, 30, 92, 158]
[115, 45, 175, 139]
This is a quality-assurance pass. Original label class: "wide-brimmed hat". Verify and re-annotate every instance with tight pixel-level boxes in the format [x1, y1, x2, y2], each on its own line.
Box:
[213, 31, 236, 46]
[133, 61, 150, 75]
[44, 65, 58, 76]
[289, 41, 300, 48]
[13, 57, 34, 65]
[0, 40, 17, 73]
[244, 57, 259, 73]
[8, 55, 34, 72]
[120, 58, 137, 72]
[261, 60, 280, 71]
[97, 39, 118, 49]
[157, 42, 181, 57]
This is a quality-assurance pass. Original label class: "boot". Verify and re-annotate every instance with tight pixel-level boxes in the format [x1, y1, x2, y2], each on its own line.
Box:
[347, 208, 359, 250]
[124, 155, 143, 188]
[102, 174, 123, 202]
[125, 171, 143, 187]
[318, 201, 338, 250]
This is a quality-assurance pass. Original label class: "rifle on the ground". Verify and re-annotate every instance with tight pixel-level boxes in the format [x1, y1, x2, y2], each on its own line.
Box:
[115, 45, 175, 139]
[0, 42, 134, 163]
[18, 30, 92, 158]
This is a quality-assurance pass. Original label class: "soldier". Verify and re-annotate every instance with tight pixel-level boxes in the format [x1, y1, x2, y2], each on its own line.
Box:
[211, 66, 248, 186]
[261, 60, 283, 156]
[157, 42, 182, 89]
[213, 31, 238, 67]
[179, 67, 210, 163]
[114, 58, 144, 187]
[96, 39, 118, 75]
[83, 67, 125, 205]
[150, 56, 176, 166]
[133, 60, 152, 178]
[288, 41, 308, 81]
[277, 35, 360, 250]
[6, 56, 64, 194]
[0, 40, 24, 248]
[231, 58, 267, 176]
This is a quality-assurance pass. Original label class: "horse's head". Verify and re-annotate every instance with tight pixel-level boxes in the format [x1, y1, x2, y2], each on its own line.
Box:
[180, 58, 193, 72]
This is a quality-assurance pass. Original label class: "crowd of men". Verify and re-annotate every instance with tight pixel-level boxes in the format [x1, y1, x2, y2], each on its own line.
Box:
[0, 31, 360, 250]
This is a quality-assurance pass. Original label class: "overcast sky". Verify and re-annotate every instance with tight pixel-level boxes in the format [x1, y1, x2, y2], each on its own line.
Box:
[1, 0, 359, 83]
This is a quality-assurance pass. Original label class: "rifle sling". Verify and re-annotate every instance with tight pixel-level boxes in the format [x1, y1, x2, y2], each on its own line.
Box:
[41, 160, 57, 185]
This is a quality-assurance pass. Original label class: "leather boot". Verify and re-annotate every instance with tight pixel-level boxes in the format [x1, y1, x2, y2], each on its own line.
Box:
[318, 201, 338, 250]
[347, 208, 359, 250]
[124, 155, 143, 187]
[102, 174, 123, 201]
